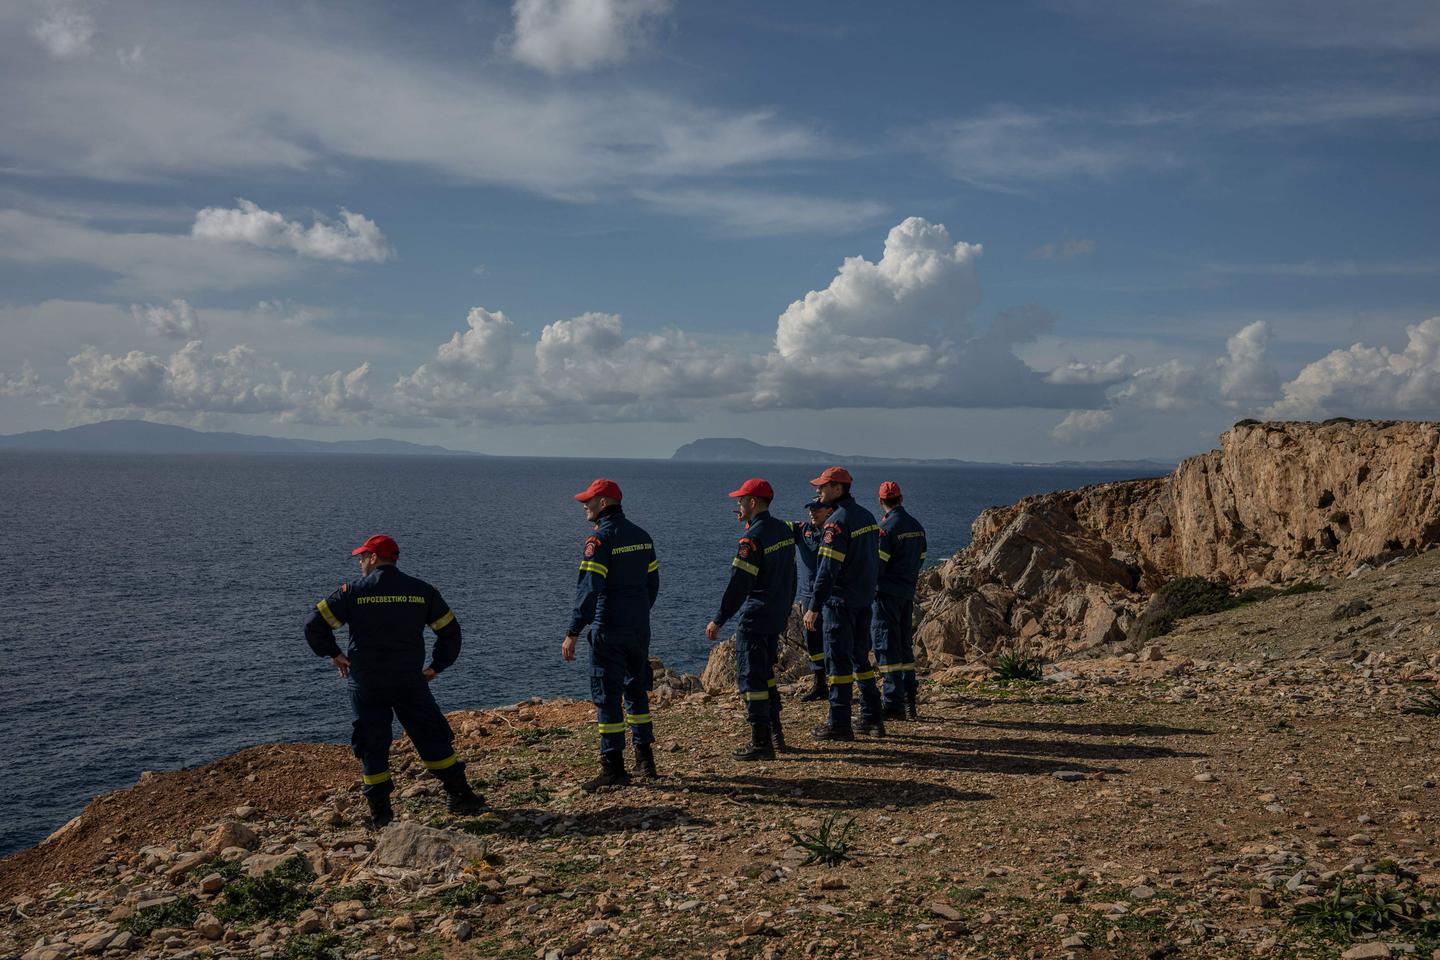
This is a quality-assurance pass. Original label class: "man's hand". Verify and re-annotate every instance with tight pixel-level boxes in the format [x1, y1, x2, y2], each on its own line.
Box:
[705, 620, 720, 641]
[422, 667, 438, 682]
[561, 634, 578, 662]
[803, 609, 820, 631]
[331, 654, 351, 678]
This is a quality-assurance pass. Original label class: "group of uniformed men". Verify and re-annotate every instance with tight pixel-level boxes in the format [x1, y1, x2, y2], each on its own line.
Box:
[304, 466, 926, 827]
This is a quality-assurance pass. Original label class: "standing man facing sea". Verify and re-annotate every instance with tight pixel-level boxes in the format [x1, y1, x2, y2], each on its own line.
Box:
[304, 534, 485, 828]
[873, 481, 928, 721]
[561, 479, 661, 791]
[802, 467, 885, 740]
[791, 497, 834, 701]
[706, 478, 798, 761]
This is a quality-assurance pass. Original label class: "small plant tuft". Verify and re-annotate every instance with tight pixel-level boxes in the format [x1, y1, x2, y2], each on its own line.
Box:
[1403, 689, 1440, 717]
[517, 726, 573, 745]
[789, 813, 857, 867]
[280, 933, 345, 960]
[214, 855, 315, 923]
[1289, 878, 1440, 940]
[118, 895, 200, 936]
[991, 651, 1043, 683]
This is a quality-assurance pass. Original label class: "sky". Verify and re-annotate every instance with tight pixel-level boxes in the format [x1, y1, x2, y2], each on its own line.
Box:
[1, 0, 1438, 462]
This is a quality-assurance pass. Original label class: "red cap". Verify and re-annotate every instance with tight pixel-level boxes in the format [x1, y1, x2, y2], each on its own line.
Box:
[351, 534, 399, 559]
[809, 466, 853, 487]
[574, 478, 623, 502]
[727, 478, 774, 499]
[879, 481, 903, 501]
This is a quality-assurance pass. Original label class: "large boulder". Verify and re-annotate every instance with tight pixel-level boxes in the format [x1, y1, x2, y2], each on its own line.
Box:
[699, 608, 813, 694]
[371, 822, 488, 870]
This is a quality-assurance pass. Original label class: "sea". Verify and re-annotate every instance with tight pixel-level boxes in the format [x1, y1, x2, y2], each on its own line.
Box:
[0, 452, 1156, 856]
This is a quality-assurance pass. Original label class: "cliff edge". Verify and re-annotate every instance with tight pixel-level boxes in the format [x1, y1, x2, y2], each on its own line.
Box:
[915, 419, 1440, 664]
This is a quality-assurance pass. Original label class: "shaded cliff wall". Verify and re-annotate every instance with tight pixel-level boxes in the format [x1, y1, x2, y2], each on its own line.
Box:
[915, 420, 1440, 664]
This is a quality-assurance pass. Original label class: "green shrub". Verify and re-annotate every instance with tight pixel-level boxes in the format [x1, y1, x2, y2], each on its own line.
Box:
[280, 933, 345, 960]
[119, 896, 200, 936]
[516, 726, 573, 745]
[214, 855, 315, 923]
[1404, 690, 1440, 717]
[789, 814, 856, 867]
[991, 652, 1043, 683]
[1290, 879, 1440, 940]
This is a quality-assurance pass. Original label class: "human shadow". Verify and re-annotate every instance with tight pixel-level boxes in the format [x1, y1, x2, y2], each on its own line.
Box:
[969, 719, 1214, 738]
[894, 733, 1208, 762]
[654, 773, 993, 809]
[775, 745, 1128, 778]
[477, 804, 711, 837]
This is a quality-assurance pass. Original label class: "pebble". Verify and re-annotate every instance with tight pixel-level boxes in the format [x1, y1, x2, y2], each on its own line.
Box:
[1194, 772, 1216, 783]
[1340, 945, 1392, 960]
[199, 873, 224, 894]
[1128, 885, 1156, 900]
[1052, 770, 1086, 782]
[1346, 833, 1375, 846]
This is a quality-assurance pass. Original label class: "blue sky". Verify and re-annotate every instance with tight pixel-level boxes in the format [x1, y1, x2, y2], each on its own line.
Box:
[1, 0, 1438, 460]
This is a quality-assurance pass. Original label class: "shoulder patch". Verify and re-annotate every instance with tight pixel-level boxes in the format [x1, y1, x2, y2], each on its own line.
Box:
[738, 539, 753, 559]
[823, 529, 835, 544]
[584, 536, 602, 558]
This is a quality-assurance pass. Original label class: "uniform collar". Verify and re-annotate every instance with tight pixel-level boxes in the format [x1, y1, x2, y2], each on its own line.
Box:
[746, 509, 772, 529]
[596, 504, 625, 523]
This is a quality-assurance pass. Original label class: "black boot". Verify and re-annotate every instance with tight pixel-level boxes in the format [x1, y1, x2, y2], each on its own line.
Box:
[810, 722, 854, 741]
[435, 765, 487, 815]
[858, 718, 888, 738]
[800, 674, 828, 702]
[882, 704, 907, 722]
[634, 743, 658, 780]
[772, 721, 786, 751]
[906, 698, 919, 721]
[734, 723, 775, 761]
[365, 790, 394, 829]
[582, 751, 630, 793]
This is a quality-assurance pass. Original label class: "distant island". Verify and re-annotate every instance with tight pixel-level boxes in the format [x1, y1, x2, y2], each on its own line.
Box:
[672, 437, 1173, 471]
[0, 420, 484, 457]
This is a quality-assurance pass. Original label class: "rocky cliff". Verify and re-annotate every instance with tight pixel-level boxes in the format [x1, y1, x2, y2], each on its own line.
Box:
[915, 419, 1440, 664]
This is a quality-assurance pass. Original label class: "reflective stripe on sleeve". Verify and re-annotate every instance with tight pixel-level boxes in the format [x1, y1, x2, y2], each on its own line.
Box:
[429, 610, 455, 631]
[423, 753, 459, 771]
[817, 547, 846, 562]
[732, 558, 760, 576]
[363, 770, 392, 785]
[578, 560, 610, 577]
[316, 599, 342, 629]
[647, 560, 660, 573]
[878, 550, 892, 562]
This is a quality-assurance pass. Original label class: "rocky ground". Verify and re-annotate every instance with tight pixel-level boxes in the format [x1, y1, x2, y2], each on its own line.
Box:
[5, 556, 1440, 960]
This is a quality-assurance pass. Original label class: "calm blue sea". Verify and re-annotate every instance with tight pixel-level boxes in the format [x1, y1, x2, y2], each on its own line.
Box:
[0, 453, 1153, 855]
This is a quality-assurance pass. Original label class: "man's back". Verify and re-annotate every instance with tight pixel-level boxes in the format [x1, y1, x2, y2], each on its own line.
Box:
[878, 505, 928, 600]
[314, 566, 455, 677]
[589, 508, 659, 631]
[817, 495, 880, 608]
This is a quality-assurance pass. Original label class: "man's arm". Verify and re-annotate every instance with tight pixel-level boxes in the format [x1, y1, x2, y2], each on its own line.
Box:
[426, 587, 461, 675]
[711, 536, 759, 632]
[646, 546, 660, 609]
[808, 520, 849, 612]
[305, 586, 350, 676]
[568, 535, 609, 637]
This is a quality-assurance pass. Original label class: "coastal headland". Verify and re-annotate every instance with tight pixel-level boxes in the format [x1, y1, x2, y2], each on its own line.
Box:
[4, 420, 1439, 960]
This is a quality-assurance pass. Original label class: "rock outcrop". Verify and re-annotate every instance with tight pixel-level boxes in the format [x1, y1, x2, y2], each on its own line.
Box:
[915, 419, 1440, 664]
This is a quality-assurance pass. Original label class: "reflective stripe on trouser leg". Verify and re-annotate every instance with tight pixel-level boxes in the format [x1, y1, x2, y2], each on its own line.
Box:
[735, 631, 777, 726]
[765, 634, 782, 727]
[349, 681, 395, 797]
[391, 680, 459, 775]
[873, 594, 906, 711]
[803, 619, 826, 676]
[850, 605, 883, 724]
[822, 604, 854, 729]
[592, 627, 654, 753]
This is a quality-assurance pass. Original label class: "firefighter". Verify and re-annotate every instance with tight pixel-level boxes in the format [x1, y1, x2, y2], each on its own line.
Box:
[874, 481, 928, 720]
[561, 478, 661, 791]
[706, 478, 797, 760]
[791, 498, 834, 701]
[304, 534, 485, 828]
[802, 466, 885, 740]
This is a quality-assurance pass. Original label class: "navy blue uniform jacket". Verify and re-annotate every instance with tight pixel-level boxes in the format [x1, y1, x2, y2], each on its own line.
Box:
[714, 511, 797, 634]
[568, 505, 660, 636]
[790, 518, 823, 606]
[808, 494, 880, 611]
[304, 565, 460, 680]
[877, 505, 928, 600]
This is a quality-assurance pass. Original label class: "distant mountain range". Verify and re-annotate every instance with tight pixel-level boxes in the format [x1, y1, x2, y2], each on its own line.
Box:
[671, 437, 1173, 472]
[0, 420, 483, 457]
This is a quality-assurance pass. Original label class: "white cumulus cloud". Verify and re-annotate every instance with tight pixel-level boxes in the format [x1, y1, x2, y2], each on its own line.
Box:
[192, 199, 393, 263]
[1267, 316, 1440, 419]
[1217, 320, 1280, 404]
[131, 299, 201, 339]
[510, 0, 670, 74]
[31, 2, 95, 60]
[1051, 409, 1115, 442]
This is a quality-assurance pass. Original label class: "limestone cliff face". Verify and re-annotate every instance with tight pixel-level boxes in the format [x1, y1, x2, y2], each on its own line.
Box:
[915, 420, 1440, 664]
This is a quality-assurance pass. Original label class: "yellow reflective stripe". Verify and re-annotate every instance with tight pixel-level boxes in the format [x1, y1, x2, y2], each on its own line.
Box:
[901, 662, 916, 670]
[578, 561, 609, 577]
[877, 663, 906, 673]
[430, 610, 455, 631]
[647, 560, 660, 573]
[743, 691, 770, 701]
[423, 753, 459, 771]
[625, 713, 651, 724]
[828, 674, 855, 684]
[611, 542, 653, 554]
[363, 770, 392, 785]
[818, 547, 846, 562]
[878, 550, 892, 562]
[732, 558, 760, 576]
[920, 553, 927, 562]
[764, 538, 794, 554]
[854, 670, 877, 681]
[851, 524, 878, 537]
[596, 722, 626, 734]
[808, 653, 825, 662]
[316, 599, 342, 629]
[767, 678, 777, 687]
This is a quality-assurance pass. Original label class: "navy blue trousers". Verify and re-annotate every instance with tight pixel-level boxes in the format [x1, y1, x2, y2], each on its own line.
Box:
[801, 609, 825, 677]
[590, 627, 653, 755]
[349, 676, 458, 797]
[735, 631, 782, 727]
[823, 603, 882, 728]
[873, 593, 918, 710]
